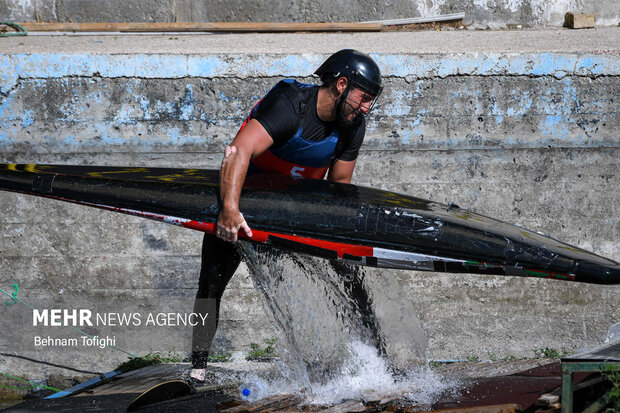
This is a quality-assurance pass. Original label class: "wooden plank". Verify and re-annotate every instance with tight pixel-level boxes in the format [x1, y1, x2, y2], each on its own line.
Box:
[113, 363, 164, 379]
[361, 390, 381, 407]
[18, 22, 383, 33]
[324, 400, 367, 413]
[296, 402, 330, 411]
[245, 395, 300, 412]
[92, 364, 169, 391]
[96, 369, 180, 394]
[45, 370, 121, 399]
[113, 363, 179, 381]
[103, 376, 168, 394]
[360, 391, 400, 409]
[80, 363, 179, 395]
[221, 395, 301, 412]
[255, 395, 303, 412]
[377, 395, 400, 409]
[218, 400, 243, 411]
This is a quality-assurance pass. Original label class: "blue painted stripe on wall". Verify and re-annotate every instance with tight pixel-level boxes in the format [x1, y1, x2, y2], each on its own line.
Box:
[1, 53, 618, 86]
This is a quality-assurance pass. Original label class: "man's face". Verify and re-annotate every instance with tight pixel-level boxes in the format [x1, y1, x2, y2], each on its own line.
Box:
[336, 86, 376, 128]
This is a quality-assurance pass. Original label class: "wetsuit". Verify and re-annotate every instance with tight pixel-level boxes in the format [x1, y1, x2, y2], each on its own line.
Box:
[192, 80, 377, 368]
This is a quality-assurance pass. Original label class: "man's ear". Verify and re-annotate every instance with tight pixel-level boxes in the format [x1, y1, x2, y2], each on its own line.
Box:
[336, 77, 349, 94]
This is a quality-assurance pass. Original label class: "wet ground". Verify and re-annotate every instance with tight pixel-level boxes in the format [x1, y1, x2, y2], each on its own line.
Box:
[2, 358, 581, 412]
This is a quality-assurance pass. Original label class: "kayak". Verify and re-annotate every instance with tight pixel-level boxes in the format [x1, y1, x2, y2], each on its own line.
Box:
[0, 163, 618, 284]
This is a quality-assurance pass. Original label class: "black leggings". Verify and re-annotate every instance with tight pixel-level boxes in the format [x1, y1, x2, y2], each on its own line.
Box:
[191, 234, 241, 369]
[191, 234, 383, 369]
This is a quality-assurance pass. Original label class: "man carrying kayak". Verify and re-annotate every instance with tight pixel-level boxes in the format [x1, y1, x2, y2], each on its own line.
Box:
[191, 49, 383, 382]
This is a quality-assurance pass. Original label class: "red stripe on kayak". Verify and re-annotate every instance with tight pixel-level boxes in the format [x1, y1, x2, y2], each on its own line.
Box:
[252, 230, 374, 258]
[71, 204, 373, 259]
[181, 219, 373, 259]
[3, 189, 374, 260]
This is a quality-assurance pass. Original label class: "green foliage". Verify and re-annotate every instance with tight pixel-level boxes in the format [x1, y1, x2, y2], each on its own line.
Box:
[114, 352, 184, 373]
[207, 352, 232, 362]
[428, 360, 442, 368]
[247, 338, 278, 360]
[466, 354, 480, 362]
[501, 355, 520, 362]
[534, 347, 561, 359]
[602, 366, 620, 412]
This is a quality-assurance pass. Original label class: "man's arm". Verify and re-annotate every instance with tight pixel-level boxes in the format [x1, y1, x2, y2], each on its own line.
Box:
[218, 119, 273, 242]
[327, 158, 357, 184]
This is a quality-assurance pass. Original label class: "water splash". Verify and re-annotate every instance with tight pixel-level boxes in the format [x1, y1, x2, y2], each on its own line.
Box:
[605, 321, 620, 343]
[236, 241, 447, 405]
[305, 340, 451, 405]
[236, 341, 453, 406]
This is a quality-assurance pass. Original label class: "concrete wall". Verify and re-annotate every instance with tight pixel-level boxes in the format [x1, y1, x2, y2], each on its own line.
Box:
[0, 30, 619, 378]
[1, 0, 619, 28]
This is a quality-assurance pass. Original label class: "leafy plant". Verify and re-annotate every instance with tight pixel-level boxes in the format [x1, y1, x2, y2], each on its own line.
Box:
[207, 352, 232, 362]
[114, 352, 183, 373]
[247, 338, 278, 360]
[534, 347, 561, 359]
[601, 366, 620, 412]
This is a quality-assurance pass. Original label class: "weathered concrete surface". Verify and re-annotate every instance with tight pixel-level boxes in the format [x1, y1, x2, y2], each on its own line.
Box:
[0, 0, 619, 27]
[1, 75, 617, 155]
[0, 29, 618, 379]
[1, 27, 619, 54]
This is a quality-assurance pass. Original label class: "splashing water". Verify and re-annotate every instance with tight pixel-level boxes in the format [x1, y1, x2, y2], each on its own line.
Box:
[606, 322, 620, 343]
[236, 340, 454, 406]
[236, 241, 450, 405]
[305, 340, 452, 405]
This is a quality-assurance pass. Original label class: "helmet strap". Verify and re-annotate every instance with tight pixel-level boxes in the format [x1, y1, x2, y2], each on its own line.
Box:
[334, 81, 351, 120]
[334, 82, 365, 127]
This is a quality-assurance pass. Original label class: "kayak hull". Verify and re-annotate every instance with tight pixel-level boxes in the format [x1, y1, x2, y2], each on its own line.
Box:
[0, 164, 618, 285]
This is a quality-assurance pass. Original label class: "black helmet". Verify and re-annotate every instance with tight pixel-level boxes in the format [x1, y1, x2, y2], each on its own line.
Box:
[315, 49, 383, 97]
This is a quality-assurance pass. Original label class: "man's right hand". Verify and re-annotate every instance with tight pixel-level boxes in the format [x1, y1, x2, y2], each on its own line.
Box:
[216, 207, 253, 243]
